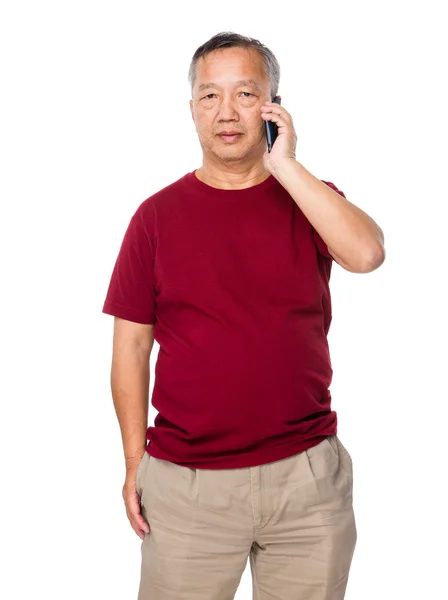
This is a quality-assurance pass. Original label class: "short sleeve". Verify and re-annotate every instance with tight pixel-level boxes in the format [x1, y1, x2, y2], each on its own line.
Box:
[102, 204, 157, 324]
[312, 181, 347, 260]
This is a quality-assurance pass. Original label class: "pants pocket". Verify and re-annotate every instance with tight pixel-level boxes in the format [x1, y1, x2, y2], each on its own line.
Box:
[326, 435, 353, 478]
[136, 451, 148, 497]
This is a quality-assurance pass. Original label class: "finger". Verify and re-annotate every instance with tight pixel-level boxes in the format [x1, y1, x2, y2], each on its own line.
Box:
[261, 112, 288, 127]
[126, 492, 151, 537]
[261, 102, 289, 115]
[127, 507, 151, 540]
[261, 105, 289, 122]
[129, 517, 148, 540]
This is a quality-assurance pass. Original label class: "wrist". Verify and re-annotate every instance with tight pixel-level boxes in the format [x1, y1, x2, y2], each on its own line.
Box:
[272, 158, 301, 182]
[125, 447, 146, 472]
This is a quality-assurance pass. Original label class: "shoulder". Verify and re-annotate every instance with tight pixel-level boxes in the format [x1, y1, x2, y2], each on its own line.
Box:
[134, 171, 190, 223]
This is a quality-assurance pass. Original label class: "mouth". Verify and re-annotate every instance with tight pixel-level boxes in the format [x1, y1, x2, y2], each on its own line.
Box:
[217, 133, 243, 143]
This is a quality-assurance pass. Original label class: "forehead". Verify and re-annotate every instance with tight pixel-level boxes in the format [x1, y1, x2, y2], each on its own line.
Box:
[198, 78, 263, 92]
[195, 47, 266, 90]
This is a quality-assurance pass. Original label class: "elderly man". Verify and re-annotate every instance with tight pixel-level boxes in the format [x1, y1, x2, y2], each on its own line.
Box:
[102, 31, 385, 600]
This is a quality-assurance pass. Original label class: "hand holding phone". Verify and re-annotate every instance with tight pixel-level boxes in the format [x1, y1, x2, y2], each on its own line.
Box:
[265, 96, 281, 152]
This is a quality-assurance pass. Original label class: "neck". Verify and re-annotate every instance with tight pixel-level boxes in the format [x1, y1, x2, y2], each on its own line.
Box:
[195, 163, 271, 190]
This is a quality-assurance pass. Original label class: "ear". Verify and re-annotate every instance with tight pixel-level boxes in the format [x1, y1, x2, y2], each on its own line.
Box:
[189, 99, 195, 122]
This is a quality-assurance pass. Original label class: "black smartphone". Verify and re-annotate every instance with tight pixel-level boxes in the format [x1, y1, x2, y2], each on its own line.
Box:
[265, 96, 281, 152]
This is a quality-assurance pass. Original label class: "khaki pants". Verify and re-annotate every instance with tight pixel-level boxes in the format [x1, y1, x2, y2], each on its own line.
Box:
[135, 435, 357, 599]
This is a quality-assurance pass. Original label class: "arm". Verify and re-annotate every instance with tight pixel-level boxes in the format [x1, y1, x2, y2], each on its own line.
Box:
[110, 317, 155, 475]
[274, 160, 385, 273]
[102, 203, 157, 539]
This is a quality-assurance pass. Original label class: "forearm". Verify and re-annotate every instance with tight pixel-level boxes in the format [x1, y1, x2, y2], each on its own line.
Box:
[274, 159, 385, 270]
[110, 347, 150, 473]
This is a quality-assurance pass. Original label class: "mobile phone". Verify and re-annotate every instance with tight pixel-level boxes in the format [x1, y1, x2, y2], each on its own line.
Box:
[265, 96, 281, 152]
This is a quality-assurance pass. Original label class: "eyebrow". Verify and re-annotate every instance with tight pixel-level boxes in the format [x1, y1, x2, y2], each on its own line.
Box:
[198, 79, 262, 92]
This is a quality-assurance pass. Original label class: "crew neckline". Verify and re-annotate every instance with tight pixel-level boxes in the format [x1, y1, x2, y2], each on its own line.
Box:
[184, 169, 278, 197]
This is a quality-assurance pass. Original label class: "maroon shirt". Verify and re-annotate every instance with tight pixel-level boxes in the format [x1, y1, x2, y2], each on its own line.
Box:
[102, 170, 347, 468]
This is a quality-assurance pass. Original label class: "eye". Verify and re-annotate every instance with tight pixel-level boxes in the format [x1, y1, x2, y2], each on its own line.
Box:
[201, 92, 255, 100]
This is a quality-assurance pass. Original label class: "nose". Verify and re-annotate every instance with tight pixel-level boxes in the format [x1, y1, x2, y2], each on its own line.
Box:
[218, 95, 240, 120]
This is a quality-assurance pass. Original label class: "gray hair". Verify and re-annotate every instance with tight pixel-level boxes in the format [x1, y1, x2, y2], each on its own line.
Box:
[188, 32, 280, 99]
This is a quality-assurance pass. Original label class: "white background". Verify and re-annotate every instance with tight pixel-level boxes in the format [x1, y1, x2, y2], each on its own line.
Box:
[1, 1, 447, 598]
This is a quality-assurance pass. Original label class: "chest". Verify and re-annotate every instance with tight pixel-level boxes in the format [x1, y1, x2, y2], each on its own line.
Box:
[154, 197, 322, 311]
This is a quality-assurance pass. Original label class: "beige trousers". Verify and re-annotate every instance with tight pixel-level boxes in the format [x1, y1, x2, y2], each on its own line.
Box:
[135, 435, 357, 599]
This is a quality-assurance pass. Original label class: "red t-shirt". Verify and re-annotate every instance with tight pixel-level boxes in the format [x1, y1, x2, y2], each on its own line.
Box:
[102, 170, 347, 468]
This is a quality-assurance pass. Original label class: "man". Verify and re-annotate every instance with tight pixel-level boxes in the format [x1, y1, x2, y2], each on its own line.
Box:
[102, 31, 385, 600]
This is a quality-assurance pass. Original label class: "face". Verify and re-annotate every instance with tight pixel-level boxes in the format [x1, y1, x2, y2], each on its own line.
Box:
[189, 47, 272, 164]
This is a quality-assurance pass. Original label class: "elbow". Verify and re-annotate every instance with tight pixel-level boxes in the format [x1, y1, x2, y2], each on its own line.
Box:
[363, 242, 386, 273]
